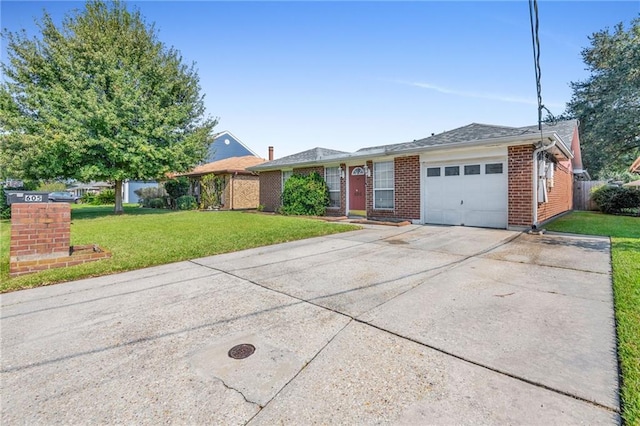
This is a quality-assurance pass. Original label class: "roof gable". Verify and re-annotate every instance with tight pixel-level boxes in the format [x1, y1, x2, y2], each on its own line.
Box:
[206, 131, 259, 162]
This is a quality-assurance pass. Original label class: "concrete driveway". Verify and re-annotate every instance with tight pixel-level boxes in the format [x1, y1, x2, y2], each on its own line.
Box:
[1, 225, 619, 424]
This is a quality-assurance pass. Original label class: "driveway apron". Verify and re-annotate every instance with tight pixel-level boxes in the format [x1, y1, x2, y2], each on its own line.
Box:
[1, 225, 619, 424]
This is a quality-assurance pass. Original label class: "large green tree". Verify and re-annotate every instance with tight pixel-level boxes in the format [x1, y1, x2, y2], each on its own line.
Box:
[565, 17, 640, 178]
[0, 1, 216, 213]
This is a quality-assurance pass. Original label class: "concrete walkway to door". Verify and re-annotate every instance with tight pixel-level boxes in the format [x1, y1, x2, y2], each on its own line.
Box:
[1, 225, 619, 424]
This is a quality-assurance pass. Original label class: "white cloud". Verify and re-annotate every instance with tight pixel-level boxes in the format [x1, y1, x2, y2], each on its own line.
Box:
[402, 81, 563, 108]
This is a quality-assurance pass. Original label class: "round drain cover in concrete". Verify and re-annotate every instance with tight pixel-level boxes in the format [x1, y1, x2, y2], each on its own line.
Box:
[228, 344, 255, 359]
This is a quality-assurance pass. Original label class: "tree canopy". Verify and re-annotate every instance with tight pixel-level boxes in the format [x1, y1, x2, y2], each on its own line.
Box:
[564, 17, 640, 178]
[0, 0, 217, 212]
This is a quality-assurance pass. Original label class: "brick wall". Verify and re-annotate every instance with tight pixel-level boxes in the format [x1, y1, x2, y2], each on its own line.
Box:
[222, 175, 231, 209]
[10, 203, 71, 261]
[9, 203, 110, 277]
[508, 145, 534, 226]
[293, 166, 324, 176]
[325, 163, 346, 217]
[366, 156, 421, 221]
[230, 174, 260, 210]
[259, 171, 282, 212]
[538, 162, 573, 223]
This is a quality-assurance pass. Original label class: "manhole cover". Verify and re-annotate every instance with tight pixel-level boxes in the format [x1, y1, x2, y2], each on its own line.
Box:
[228, 344, 256, 360]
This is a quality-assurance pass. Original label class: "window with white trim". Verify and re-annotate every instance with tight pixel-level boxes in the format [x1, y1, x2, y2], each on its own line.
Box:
[325, 167, 341, 208]
[373, 161, 394, 209]
[282, 170, 293, 191]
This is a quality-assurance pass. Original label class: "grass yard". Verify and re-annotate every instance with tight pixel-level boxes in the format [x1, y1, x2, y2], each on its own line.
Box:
[546, 211, 640, 424]
[0, 205, 359, 293]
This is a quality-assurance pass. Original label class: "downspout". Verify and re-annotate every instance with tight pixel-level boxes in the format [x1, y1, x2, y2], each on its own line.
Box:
[531, 139, 556, 229]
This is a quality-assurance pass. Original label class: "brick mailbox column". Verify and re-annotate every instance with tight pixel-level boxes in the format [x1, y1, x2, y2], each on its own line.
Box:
[10, 203, 71, 261]
[9, 203, 110, 277]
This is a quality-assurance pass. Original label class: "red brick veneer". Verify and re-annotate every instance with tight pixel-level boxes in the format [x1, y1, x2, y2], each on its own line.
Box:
[508, 145, 534, 226]
[366, 155, 420, 221]
[9, 203, 110, 277]
[258, 171, 283, 212]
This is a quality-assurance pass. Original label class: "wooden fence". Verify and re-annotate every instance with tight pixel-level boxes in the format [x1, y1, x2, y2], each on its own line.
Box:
[573, 180, 606, 211]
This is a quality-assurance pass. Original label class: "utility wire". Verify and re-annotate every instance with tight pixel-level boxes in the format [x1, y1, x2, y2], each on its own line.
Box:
[529, 0, 543, 132]
[528, 0, 557, 133]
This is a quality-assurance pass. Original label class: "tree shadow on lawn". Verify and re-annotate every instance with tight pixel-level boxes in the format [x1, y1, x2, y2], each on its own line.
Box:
[71, 205, 174, 220]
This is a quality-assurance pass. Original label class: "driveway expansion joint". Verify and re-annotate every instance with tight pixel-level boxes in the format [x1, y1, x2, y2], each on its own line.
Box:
[356, 317, 621, 414]
[191, 233, 619, 417]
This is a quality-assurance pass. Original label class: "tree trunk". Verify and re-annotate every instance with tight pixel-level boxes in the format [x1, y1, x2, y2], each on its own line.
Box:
[114, 180, 124, 215]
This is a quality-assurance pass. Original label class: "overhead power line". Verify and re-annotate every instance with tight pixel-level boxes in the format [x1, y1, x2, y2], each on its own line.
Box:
[528, 0, 556, 131]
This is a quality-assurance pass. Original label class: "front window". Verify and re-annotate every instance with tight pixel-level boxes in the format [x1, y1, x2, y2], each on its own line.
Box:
[282, 170, 293, 191]
[373, 161, 394, 209]
[325, 167, 341, 208]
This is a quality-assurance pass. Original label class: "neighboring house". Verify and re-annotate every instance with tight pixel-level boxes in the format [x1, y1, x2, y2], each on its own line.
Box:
[178, 156, 265, 210]
[69, 181, 113, 198]
[123, 131, 260, 204]
[249, 120, 587, 230]
[205, 131, 260, 163]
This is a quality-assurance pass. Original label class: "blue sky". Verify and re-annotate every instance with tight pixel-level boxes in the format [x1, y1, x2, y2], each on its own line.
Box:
[2, 1, 639, 159]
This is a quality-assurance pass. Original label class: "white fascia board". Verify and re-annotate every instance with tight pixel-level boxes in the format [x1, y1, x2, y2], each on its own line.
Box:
[250, 131, 574, 172]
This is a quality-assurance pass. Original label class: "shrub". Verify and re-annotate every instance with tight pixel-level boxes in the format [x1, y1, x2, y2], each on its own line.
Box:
[37, 181, 67, 192]
[81, 193, 97, 204]
[164, 177, 190, 207]
[1, 187, 10, 219]
[149, 198, 166, 209]
[135, 186, 168, 208]
[83, 190, 115, 205]
[95, 189, 116, 205]
[200, 174, 224, 210]
[281, 172, 329, 216]
[591, 185, 640, 214]
[176, 195, 197, 210]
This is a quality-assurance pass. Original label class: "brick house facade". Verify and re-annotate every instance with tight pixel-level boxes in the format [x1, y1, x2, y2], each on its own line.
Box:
[250, 121, 584, 229]
[179, 155, 264, 210]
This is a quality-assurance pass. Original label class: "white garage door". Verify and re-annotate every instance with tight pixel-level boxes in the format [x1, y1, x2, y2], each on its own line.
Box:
[424, 161, 507, 228]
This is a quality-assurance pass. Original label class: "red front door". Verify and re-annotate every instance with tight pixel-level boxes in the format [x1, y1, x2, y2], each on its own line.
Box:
[349, 166, 366, 211]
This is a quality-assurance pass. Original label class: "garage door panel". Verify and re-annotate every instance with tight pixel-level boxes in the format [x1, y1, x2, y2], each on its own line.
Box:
[423, 160, 507, 229]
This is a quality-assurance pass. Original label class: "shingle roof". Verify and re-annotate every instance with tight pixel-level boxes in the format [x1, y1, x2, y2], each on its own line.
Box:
[519, 119, 577, 147]
[357, 123, 535, 154]
[179, 156, 265, 177]
[255, 147, 348, 168]
[251, 120, 577, 171]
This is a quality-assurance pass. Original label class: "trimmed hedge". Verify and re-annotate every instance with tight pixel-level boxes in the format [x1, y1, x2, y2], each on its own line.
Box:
[281, 172, 329, 216]
[591, 185, 640, 214]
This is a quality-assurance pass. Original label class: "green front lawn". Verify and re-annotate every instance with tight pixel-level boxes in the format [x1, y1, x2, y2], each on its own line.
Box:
[546, 211, 640, 424]
[0, 205, 359, 292]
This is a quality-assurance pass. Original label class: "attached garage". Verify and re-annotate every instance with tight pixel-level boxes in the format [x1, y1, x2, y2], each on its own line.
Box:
[423, 159, 508, 229]
[251, 120, 581, 230]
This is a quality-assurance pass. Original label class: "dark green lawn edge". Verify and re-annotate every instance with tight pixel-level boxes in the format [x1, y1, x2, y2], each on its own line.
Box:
[546, 211, 640, 424]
